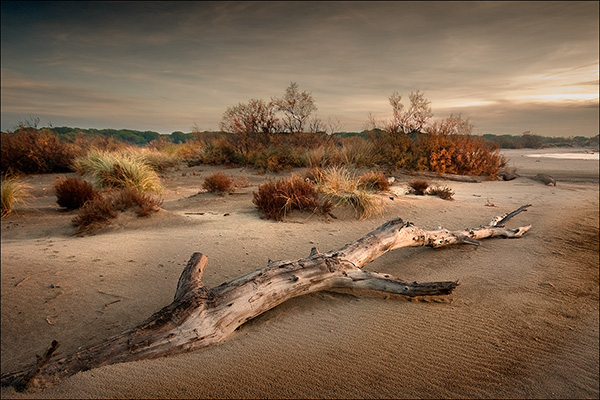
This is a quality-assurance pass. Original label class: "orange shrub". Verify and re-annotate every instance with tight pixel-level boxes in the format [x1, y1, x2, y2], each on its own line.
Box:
[358, 171, 390, 192]
[72, 188, 162, 234]
[54, 177, 99, 210]
[1, 128, 82, 174]
[203, 173, 233, 193]
[252, 175, 320, 220]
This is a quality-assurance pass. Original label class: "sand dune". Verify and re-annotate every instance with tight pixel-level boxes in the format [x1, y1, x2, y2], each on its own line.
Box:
[1, 149, 598, 399]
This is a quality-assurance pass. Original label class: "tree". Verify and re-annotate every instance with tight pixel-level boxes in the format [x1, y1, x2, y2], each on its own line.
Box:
[273, 82, 317, 133]
[220, 98, 280, 135]
[430, 113, 473, 136]
[386, 90, 433, 134]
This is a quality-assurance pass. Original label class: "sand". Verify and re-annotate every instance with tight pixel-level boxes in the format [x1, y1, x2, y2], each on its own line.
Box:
[1, 148, 598, 399]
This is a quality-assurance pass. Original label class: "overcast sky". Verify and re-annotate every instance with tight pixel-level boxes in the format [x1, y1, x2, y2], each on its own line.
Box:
[1, 1, 598, 136]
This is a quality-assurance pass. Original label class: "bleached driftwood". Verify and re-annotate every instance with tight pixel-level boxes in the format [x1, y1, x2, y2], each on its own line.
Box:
[1, 205, 532, 392]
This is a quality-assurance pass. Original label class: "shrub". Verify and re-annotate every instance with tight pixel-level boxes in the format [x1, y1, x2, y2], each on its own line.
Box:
[315, 166, 384, 219]
[358, 171, 390, 192]
[250, 146, 307, 172]
[407, 179, 429, 195]
[132, 148, 180, 172]
[414, 132, 506, 178]
[72, 194, 117, 234]
[203, 173, 233, 193]
[253, 175, 321, 220]
[54, 177, 99, 210]
[304, 167, 325, 184]
[202, 137, 243, 165]
[72, 188, 162, 234]
[1, 175, 30, 217]
[427, 185, 454, 201]
[73, 149, 163, 193]
[0, 128, 81, 175]
[336, 136, 377, 167]
[110, 188, 163, 217]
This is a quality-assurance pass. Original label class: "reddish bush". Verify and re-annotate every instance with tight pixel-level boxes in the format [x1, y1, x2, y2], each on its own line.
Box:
[252, 175, 320, 220]
[54, 177, 99, 210]
[203, 172, 233, 193]
[110, 187, 163, 217]
[1, 128, 82, 174]
[358, 171, 390, 192]
[407, 179, 430, 195]
[72, 194, 117, 234]
[72, 188, 162, 234]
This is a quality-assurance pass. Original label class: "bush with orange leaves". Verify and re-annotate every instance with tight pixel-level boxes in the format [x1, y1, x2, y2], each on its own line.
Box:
[415, 114, 506, 178]
[203, 172, 233, 193]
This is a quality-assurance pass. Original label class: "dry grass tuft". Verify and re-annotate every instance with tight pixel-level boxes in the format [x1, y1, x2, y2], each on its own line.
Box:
[72, 188, 162, 234]
[427, 185, 455, 201]
[203, 172, 233, 193]
[315, 166, 384, 219]
[252, 175, 321, 221]
[73, 149, 163, 193]
[407, 179, 430, 195]
[54, 177, 99, 210]
[1, 175, 30, 217]
[358, 171, 390, 192]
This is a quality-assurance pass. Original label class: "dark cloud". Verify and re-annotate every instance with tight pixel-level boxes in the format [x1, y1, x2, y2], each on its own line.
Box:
[1, 1, 598, 135]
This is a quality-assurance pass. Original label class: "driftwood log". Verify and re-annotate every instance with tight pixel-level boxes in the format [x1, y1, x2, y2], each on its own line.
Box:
[1, 205, 532, 392]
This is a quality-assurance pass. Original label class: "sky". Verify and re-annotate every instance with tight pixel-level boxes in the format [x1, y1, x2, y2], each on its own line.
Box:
[1, 1, 598, 137]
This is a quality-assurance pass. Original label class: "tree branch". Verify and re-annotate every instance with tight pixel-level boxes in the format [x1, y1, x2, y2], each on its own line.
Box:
[1, 205, 532, 392]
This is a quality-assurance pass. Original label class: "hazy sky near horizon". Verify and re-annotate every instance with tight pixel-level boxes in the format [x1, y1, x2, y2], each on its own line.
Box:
[1, 1, 598, 136]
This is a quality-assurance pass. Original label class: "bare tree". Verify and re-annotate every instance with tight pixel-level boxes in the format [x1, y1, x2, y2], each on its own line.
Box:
[220, 99, 280, 135]
[430, 113, 474, 136]
[273, 82, 317, 133]
[307, 116, 326, 134]
[365, 112, 383, 131]
[386, 90, 433, 134]
[325, 116, 345, 135]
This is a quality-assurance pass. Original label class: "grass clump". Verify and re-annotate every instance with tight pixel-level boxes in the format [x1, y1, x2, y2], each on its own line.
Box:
[1, 175, 30, 217]
[427, 185, 455, 200]
[358, 171, 390, 192]
[315, 166, 384, 220]
[73, 149, 163, 193]
[54, 176, 99, 210]
[407, 179, 430, 195]
[252, 175, 322, 221]
[203, 172, 233, 194]
[72, 188, 162, 234]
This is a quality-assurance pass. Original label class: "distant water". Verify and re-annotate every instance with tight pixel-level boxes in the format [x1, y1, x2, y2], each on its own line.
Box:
[525, 152, 599, 161]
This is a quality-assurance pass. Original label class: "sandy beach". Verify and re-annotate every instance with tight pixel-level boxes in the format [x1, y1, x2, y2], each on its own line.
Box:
[1, 148, 598, 399]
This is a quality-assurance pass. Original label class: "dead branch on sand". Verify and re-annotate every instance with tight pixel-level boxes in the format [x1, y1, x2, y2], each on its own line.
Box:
[1, 205, 532, 392]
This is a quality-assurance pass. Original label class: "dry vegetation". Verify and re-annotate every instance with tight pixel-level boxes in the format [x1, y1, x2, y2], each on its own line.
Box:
[54, 177, 99, 210]
[72, 188, 162, 234]
[203, 172, 233, 194]
[0, 175, 30, 217]
[252, 175, 323, 221]
[407, 179, 454, 200]
[0, 90, 512, 225]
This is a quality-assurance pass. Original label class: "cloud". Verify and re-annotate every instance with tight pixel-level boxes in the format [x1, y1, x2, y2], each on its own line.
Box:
[1, 1, 598, 135]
